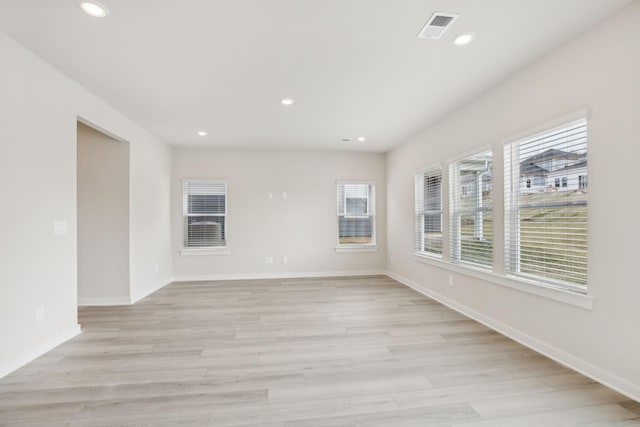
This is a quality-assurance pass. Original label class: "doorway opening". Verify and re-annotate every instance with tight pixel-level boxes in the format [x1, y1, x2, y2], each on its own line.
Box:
[76, 120, 130, 306]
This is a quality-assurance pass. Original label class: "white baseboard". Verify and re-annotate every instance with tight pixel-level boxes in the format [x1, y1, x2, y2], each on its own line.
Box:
[0, 324, 81, 379]
[78, 297, 131, 306]
[78, 278, 174, 306]
[385, 271, 640, 403]
[130, 278, 173, 304]
[171, 270, 386, 283]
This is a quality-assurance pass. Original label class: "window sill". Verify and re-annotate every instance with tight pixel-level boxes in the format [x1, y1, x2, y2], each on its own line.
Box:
[412, 253, 593, 310]
[335, 246, 378, 253]
[180, 247, 230, 256]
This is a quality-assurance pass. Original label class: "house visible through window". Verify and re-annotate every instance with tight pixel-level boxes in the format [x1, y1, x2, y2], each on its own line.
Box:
[450, 149, 493, 267]
[415, 168, 443, 256]
[337, 182, 375, 246]
[504, 117, 588, 290]
[182, 180, 227, 249]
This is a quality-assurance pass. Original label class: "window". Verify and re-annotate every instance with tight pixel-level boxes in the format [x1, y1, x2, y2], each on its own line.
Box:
[579, 175, 588, 190]
[182, 180, 227, 251]
[562, 177, 568, 188]
[415, 167, 443, 256]
[337, 182, 375, 247]
[450, 149, 493, 267]
[504, 117, 588, 290]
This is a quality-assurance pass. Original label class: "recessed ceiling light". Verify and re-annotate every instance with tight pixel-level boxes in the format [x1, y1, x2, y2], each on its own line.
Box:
[80, 1, 109, 18]
[357, 137, 366, 142]
[453, 33, 475, 46]
[280, 98, 295, 106]
[340, 138, 351, 143]
[197, 130, 207, 136]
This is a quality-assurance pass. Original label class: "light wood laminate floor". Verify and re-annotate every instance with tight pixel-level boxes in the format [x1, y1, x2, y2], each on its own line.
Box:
[1, 276, 638, 426]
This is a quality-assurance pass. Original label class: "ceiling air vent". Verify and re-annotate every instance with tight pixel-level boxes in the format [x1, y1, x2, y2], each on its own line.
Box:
[417, 12, 459, 40]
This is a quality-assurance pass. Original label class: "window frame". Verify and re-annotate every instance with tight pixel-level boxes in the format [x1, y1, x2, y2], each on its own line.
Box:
[503, 115, 588, 293]
[336, 181, 377, 252]
[449, 147, 494, 269]
[180, 178, 230, 256]
[414, 165, 443, 258]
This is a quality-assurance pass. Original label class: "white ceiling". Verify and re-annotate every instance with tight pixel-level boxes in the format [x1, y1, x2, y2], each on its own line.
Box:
[0, 0, 632, 152]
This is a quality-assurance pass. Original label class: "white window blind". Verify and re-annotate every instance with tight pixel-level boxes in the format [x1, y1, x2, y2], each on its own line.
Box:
[182, 180, 227, 248]
[337, 182, 375, 246]
[415, 168, 442, 256]
[504, 117, 588, 290]
[450, 149, 493, 267]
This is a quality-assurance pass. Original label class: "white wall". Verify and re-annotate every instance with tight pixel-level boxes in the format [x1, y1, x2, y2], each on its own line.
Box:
[77, 122, 130, 304]
[172, 148, 386, 279]
[386, 2, 640, 400]
[0, 34, 172, 377]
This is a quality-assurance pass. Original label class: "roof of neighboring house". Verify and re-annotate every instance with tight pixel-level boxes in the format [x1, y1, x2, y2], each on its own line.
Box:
[520, 148, 587, 176]
[545, 159, 588, 174]
[520, 163, 546, 176]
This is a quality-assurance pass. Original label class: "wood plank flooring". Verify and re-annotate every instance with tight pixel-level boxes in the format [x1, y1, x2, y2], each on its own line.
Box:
[0, 275, 638, 426]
